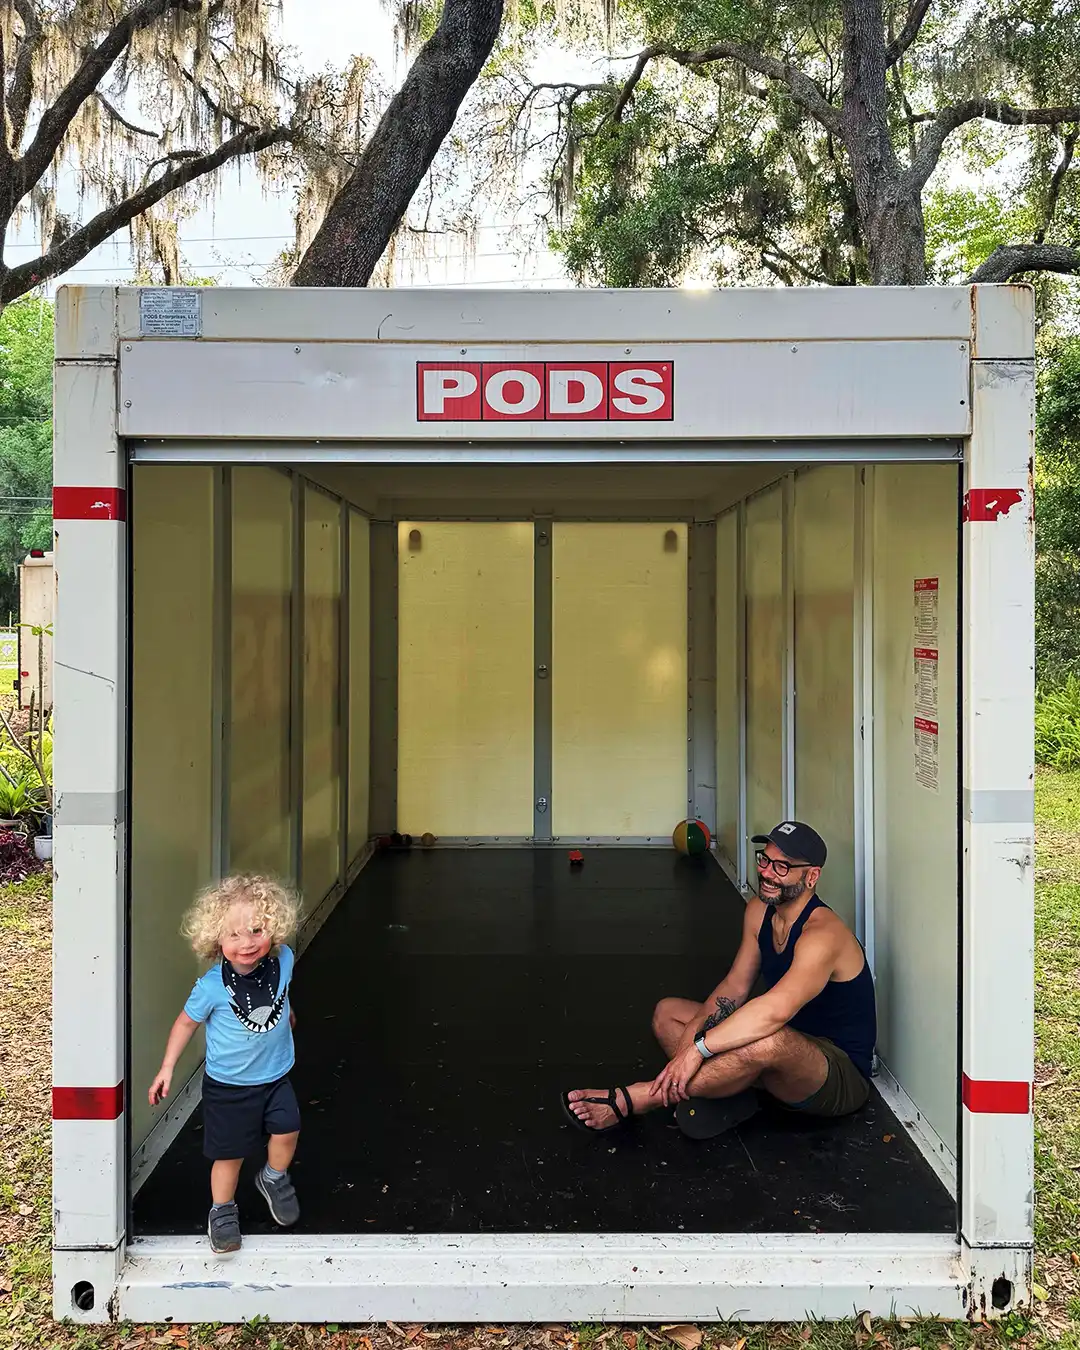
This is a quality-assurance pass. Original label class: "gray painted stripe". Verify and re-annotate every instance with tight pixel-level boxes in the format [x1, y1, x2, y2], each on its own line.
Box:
[963, 788, 1034, 825]
[533, 521, 553, 842]
[56, 790, 126, 826]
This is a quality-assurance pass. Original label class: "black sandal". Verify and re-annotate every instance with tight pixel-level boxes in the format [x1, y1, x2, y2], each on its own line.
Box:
[561, 1086, 633, 1134]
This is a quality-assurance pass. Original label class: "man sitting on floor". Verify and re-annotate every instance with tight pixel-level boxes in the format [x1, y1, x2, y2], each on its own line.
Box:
[563, 820, 877, 1139]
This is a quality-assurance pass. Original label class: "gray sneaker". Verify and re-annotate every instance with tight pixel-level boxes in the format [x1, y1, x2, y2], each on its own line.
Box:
[207, 1202, 241, 1253]
[255, 1168, 300, 1226]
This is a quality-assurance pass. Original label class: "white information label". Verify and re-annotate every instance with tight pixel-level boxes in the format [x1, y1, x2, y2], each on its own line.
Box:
[139, 288, 202, 338]
[914, 646, 939, 719]
[913, 576, 939, 644]
[914, 716, 939, 792]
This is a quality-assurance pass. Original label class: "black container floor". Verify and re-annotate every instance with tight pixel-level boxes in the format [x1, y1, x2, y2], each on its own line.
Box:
[133, 848, 956, 1237]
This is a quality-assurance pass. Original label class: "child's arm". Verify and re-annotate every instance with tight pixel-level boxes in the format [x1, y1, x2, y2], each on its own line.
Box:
[148, 1012, 201, 1106]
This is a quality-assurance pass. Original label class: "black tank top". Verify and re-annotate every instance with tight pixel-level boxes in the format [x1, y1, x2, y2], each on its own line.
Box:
[757, 894, 876, 1080]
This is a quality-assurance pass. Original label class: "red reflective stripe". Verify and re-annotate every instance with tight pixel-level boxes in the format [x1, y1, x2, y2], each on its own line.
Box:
[52, 1083, 125, 1120]
[962, 487, 1024, 523]
[962, 1074, 1030, 1114]
[53, 487, 126, 521]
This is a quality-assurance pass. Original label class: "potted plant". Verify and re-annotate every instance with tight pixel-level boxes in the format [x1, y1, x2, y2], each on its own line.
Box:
[0, 621, 53, 859]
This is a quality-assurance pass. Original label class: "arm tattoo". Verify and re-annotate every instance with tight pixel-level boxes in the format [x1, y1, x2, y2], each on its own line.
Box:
[701, 997, 737, 1033]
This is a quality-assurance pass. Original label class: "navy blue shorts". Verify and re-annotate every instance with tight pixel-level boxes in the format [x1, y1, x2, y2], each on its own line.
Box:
[201, 1073, 301, 1160]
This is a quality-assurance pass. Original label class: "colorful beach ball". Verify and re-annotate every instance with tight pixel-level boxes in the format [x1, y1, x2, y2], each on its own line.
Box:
[673, 819, 711, 856]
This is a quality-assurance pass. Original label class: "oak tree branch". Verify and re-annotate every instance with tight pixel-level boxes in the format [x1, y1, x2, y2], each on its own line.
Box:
[609, 41, 842, 136]
[12, 0, 211, 206]
[1035, 126, 1078, 245]
[1, 121, 291, 303]
[968, 242, 1080, 283]
[7, 0, 44, 152]
[910, 99, 1080, 190]
[885, 0, 932, 66]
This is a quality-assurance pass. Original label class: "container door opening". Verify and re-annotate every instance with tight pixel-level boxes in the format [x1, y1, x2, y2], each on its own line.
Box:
[129, 460, 957, 1243]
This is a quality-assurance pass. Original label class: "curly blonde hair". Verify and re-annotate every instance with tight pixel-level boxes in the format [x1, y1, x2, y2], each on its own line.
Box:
[182, 875, 301, 963]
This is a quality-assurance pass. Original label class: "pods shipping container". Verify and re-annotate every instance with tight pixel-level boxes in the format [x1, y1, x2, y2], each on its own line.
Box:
[51, 283, 1034, 1325]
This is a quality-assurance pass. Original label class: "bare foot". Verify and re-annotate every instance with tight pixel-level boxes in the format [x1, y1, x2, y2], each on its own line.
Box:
[565, 1083, 655, 1130]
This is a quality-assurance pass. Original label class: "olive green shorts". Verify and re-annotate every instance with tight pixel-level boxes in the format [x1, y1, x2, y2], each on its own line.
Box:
[781, 1035, 871, 1118]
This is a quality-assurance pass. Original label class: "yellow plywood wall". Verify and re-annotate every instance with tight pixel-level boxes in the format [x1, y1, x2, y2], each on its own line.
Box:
[552, 524, 687, 836]
[745, 487, 784, 856]
[348, 510, 371, 859]
[129, 465, 216, 1152]
[397, 521, 534, 836]
[715, 509, 740, 867]
[872, 464, 959, 1151]
[793, 467, 857, 928]
[230, 467, 293, 878]
[302, 487, 342, 902]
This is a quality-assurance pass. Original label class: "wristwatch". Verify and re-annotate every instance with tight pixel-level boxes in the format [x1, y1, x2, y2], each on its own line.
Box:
[694, 1033, 715, 1060]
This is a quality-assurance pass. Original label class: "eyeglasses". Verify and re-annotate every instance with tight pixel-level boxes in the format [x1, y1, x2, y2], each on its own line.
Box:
[755, 849, 810, 879]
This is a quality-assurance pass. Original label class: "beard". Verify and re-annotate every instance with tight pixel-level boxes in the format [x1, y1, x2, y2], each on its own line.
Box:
[760, 875, 808, 906]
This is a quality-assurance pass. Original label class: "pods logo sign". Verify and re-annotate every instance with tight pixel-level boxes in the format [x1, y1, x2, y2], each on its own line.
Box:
[416, 361, 674, 422]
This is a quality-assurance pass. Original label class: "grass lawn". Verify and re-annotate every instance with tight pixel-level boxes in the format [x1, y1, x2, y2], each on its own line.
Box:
[1, 776, 1077, 1350]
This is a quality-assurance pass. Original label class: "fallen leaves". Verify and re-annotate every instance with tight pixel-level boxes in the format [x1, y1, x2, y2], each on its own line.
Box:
[660, 1324, 703, 1350]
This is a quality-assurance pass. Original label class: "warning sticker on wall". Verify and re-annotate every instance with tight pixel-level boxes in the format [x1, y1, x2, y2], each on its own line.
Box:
[914, 716, 939, 792]
[914, 647, 939, 719]
[914, 577, 939, 643]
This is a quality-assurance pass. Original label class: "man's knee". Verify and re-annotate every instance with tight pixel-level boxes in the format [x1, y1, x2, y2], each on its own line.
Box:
[651, 997, 686, 1036]
[651, 999, 671, 1036]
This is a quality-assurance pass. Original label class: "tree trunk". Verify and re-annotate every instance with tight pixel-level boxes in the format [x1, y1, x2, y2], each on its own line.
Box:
[292, 0, 504, 288]
[839, 0, 927, 284]
[862, 182, 927, 284]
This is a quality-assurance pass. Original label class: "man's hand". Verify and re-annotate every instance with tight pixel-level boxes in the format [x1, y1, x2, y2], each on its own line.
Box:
[149, 1068, 172, 1107]
[650, 1045, 704, 1107]
[675, 996, 737, 1056]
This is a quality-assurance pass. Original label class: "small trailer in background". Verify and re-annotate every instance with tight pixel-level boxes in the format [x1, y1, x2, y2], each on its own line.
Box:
[51, 283, 1034, 1326]
[18, 548, 53, 711]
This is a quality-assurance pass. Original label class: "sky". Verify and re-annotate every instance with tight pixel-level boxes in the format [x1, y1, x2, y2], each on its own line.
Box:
[7, 0, 570, 294]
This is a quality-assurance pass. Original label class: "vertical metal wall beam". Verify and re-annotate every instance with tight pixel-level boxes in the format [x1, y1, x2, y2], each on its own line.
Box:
[735, 501, 748, 889]
[210, 467, 232, 879]
[781, 475, 796, 819]
[289, 474, 306, 890]
[369, 521, 398, 835]
[533, 519, 554, 842]
[960, 289, 1035, 1296]
[688, 521, 717, 828]
[51, 297, 128, 1312]
[338, 500, 351, 889]
[853, 467, 876, 965]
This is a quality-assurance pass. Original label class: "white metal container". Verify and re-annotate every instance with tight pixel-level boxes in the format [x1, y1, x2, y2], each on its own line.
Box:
[51, 284, 1034, 1326]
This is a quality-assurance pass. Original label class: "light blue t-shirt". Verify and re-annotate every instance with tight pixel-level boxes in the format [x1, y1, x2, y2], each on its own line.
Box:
[184, 945, 295, 1086]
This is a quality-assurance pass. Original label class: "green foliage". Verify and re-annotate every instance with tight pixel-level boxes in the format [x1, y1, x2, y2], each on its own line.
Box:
[1036, 676, 1080, 768]
[554, 72, 866, 287]
[923, 189, 1021, 284]
[527, 0, 1080, 287]
[0, 774, 45, 823]
[0, 298, 53, 621]
[1035, 336, 1080, 687]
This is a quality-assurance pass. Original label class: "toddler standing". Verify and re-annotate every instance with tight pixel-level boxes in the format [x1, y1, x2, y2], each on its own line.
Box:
[149, 875, 302, 1253]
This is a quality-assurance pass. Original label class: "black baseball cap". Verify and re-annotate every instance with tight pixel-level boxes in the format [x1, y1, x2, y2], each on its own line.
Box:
[751, 821, 827, 868]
